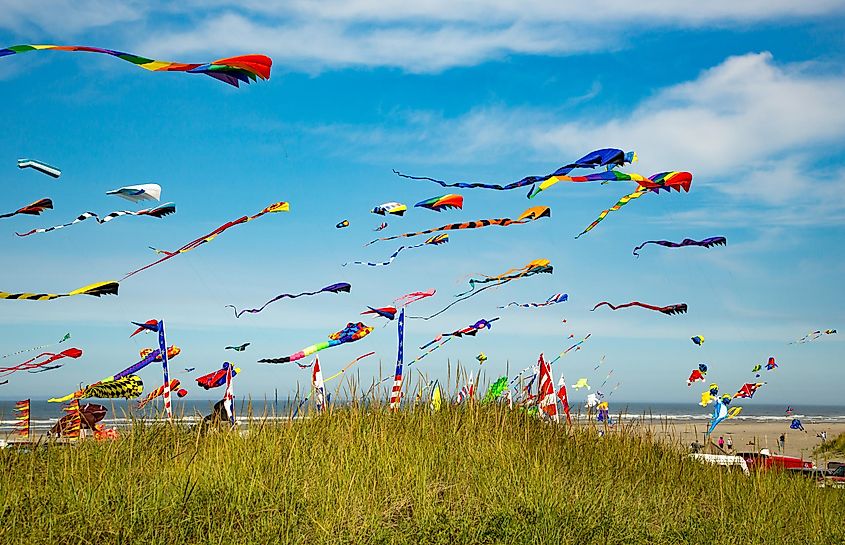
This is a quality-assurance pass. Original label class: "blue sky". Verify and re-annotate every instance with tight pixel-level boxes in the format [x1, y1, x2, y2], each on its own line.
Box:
[0, 1, 843, 407]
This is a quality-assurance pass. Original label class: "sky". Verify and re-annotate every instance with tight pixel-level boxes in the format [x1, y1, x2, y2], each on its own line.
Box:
[0, 1, 843, 406]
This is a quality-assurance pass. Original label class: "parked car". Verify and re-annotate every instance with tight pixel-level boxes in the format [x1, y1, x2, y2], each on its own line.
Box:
[820, 465, 845, 488]
[689, 453, 750, 476]
[736, 449, 813, 471]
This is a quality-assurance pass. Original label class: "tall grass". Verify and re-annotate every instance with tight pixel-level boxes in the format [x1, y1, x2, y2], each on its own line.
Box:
[1, 404, 843, 544]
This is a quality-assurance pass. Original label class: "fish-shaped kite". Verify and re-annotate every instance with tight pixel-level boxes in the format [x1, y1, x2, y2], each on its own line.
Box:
[0, 280, 119, 301]
[48, 350, 162, 402]
[591, 301, 687, 316]
[123, 201, 288, 279]
[0, 45, 272, 87]
[16, 203, 176, 236]
[106, 184, 161, 203]
[258, 322, 374, 364]
[366, 206, 550, 246]
[336, 220, 349, 229]
[632, 236, 726, 257]
[374, 222, 388, 231]
[17, 158, 60, 178]
[372, 202, 407, 216]
[226, 282, 351, 318]
[414, 194, 464, 212]
[345, 234, 448, 267]
[130, 320, 159, 338]
[0, 198, 53, 219]
[225, 343, 250, 352]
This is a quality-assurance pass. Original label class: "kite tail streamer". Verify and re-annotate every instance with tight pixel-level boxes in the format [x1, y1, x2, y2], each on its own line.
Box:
[2, 333, 70, 359]
[226, 283, 351, 318]
[591, 301, 688, 315]
[576, 187, 648, 239]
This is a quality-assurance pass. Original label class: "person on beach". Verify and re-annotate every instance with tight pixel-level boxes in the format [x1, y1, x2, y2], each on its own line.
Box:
[718, 436, 725, 450]
[778, 433, 786, 452]
[726, 436, 733, 451]
[818, 430, 827, 443]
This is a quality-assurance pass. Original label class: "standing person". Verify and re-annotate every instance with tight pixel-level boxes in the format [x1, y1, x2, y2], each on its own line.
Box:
[820, 430, 827, 443]
[778, 433, 786, 452]
[718, 436, 725, 450]
[726, 436, 733, 452]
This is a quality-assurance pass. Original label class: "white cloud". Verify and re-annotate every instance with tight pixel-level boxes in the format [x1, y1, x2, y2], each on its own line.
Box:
[0, 0, 142, 37]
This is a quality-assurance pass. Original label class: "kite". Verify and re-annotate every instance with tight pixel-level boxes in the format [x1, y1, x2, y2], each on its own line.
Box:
[123, 201, 288, 279]
[752, 364, 762, 377]
[766, 357, 778, 371]
[444, 318, 500, 338]
[0, 45, 272, 87]
[226, 282, 351, 318]
[734, 382, 765, 399]
[2, 332, 71, 359]
[0, 348, 82, 377]
[17, 158, 60, 178]
[572, 378, 590, 390]
[106, 184, 161, 203]
[258, 322, 374, 364]
[785, 406, 794, 416]
[414, 260, 552, 320]
[323, 351, 376, 382]
[0, 198, 53, 219]
[707, 397, 742, 436]
[633, 237, 726, 257]
[374, 222, 388, 231]
[196, 362, 241, 390]
[0, 280, 119, 301]
[27, 364, 63, 374]
[79, 375, 144, 399]
[499, 293, 567, 309]
[591, 301, 687, 316]
[476, 353, 487, 365]
[414, 194, 464, 212]
[225, 343, 250, 352]
[394, 289, 436, 307]
[336, 220, 349, 229]
[183, 367, 196, 373]
[130, 320, 159, 337]
[140, 346, 180, 361]
[372, 202, 407, 216]
[137, 379, 187, 409]
[345, 234, 449, 267]
[367, 206, 550, 246]
[687, 364, 708, 386]
[482, 376, 508, 403]
[699, 391, 716, 407]
[16, 203, 176, 236]
[791, 329, 837, 344]
[48, 350, 162, 402]
[394, 148, 636, 193]
[691, 335, 704, 346]
[790, 418, 805, 432]
[430, 381, 442, 411]
[575, 172, 693, 238]
[362, 306, 397, 320]
[547, 333, 592, 365]
[529, 167, 691, 199]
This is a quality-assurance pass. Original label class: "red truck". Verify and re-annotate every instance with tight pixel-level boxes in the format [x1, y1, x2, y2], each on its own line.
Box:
[737, 449, 814, 471]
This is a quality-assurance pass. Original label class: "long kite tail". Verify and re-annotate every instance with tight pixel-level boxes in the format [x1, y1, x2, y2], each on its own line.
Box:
[324, 352, 376, 382]
[591, 301, 688, 315]
[15, 205, 175, 236]
[226, 282, 351, 318]
[0, 280, 118, 302]
[575, 187, 648, 239]
[632, 236, 727, 257]
[393, 169, 548, 191]
[344, 244, 418, 266]
[2, 332, 70, 359]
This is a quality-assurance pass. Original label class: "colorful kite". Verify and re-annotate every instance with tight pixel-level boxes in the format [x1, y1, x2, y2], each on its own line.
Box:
[414, 194, 464, 212]
[394, 289, 436, 307]
[687, 363, 708, 386]
[336, 220, 349, 229]
[140, 346, 180, 361]
[130, 320, 159, 337]
[414, 260, 552, 320]
[707, 397, 742, 436]
[529, 167, 690, 199]
[0, 198, 53, 219]
[123, 201, 288, 279]
[1, 45, 272, 87]
[394, 148, 636, 193]
[482, 376, 508, 404]
[572, 378, 590, 390]
[444, 318, 500, 338]
[226, 282, 351, 318]
[752, 364, 762, 377]
[632, 236, 726, 257]
[258, 322, 374, 364]
[345, 234, 448, 267]
[366, 206, 550, 246]
[691, 335, 705, 346]
[48, 349, 162, 402]
[765, 357, 778, 371]
[499, 293, 567, 309]
[362, 306, 397, 320]
[196, 362, 241, 390]
[374, 222, 388, 231]
[16, 203, 176, 236]
[78, 375, 144, 399]
[476, 353, 487, 365]
[17, 158, 60, 178]
[591, 301, 688, 315]
[733, 382, 765, 399]
[790, 418, 805, 432]
[225, 343, 250, 352]
[0, 280, 118, 301]
[790, 329, 837, 344]
[372, 202, 407, 216]
[0, 348, 82, 377]
[2, 333, 71, 359]
[137, 379, 187, 409]
[106, 184, 161, 203]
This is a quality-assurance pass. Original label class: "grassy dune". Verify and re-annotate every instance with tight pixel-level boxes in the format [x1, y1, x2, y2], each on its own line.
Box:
[1, 405, 844, 544]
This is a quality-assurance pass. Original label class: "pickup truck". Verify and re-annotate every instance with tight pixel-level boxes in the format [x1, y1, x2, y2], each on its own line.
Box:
[737, 450, 814, 471]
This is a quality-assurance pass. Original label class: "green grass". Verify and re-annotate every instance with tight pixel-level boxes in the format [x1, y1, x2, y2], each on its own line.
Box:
[815, 432, 845, 458]
[1, 405, 844, 544]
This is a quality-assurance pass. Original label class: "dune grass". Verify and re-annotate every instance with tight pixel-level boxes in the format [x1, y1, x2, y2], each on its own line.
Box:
[815, 432, 845, 458]
[1, 404, 843, 544]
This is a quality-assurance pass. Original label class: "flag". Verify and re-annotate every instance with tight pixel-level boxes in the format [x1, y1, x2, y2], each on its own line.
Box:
[312, 356, 325, 412]
[14, 399, 30, 438]
[537, 354, 558, 422]
[430, 380, 442, 411]
[456, 375, 475, 405]
[389, 308, 404, 410]
[62, 399, 81, 439]
[556, 376, 571, 425]
[224, 360, 235, 425]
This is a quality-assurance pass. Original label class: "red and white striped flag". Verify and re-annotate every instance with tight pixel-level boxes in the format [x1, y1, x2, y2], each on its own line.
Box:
[455, 375, 475, 405]
[312, 356, 325, 412]
[556, 375, 571, 425]
[537, 354, 558, 422]
[389, 308, 404, 410]
[224, 361, 235, 425]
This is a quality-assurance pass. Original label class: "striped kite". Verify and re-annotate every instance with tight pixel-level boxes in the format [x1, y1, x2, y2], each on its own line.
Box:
[345, 234, 448, 267]
[394, 148, 636, 194]
[18, 158, 60, 178]
[258, 322, 374, 364]
[137, 379, 187, 409]
[122, 201, 288, 279]
[0, 198, 52, 219]
[226, 282, 351, 318]
[0, 45, 272, 87]
[733, 382, 765, 399]
[106, 184, 161, 203]
[528, 167, 690, 199]
[0, 280, 118, 301]
[366, 206, 550, 246]
[414, 194, 464, 212]
[372, 202, 407, 216]
[633, 236, 726, 257]
[0, 348, 82, 377]
[48, 350, 162, 402]
[16, 203, 176, 236]
[592, 301, 688, 316]
[499, 293, 568, 309]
